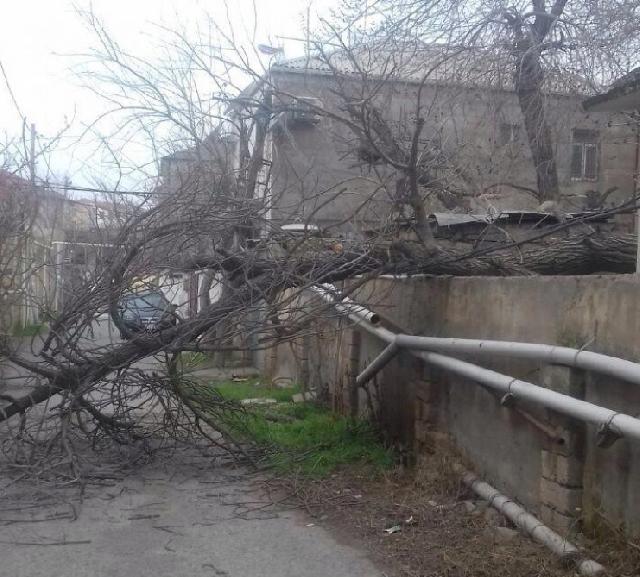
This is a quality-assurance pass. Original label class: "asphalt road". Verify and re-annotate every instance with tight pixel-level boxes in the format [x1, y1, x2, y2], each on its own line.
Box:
[1, 322, 382, 576]
[0, 314, 161, 396]
[0, 444, 383, 577]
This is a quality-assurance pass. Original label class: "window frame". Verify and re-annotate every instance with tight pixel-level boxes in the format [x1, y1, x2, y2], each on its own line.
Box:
[498, 123, 521, 147]
[570, 129, 599, 182]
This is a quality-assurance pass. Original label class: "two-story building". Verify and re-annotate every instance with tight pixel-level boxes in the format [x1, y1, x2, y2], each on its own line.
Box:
[233, 44, 637, 237]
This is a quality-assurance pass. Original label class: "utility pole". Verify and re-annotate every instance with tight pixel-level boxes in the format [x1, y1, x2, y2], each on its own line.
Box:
[22, 123, 37, 326]
[634, 121, 640, 275]
[29, 123, 36, 186]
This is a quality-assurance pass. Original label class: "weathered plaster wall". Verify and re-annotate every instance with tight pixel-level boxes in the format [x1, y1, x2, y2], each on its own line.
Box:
[270, 70, 638, 234]
[263, 274, 640, 537]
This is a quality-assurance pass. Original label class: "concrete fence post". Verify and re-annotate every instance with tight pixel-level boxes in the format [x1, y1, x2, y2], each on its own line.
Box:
[300, 333, 311, 388]
[348, 330, 361, 417]
[539, 365, 586, 534]
[413, 364, 444, 461]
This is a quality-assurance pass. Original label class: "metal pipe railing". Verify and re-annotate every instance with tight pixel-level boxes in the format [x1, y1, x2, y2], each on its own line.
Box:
[417, 350, 640, 443]
[355, 341, 399, 386]
[315, 283, 640, 389]
[309, 283, 636, 573]
[310, 283, 640, 445]
[309, 283, 381, 325]
[394, 335, 640, 387]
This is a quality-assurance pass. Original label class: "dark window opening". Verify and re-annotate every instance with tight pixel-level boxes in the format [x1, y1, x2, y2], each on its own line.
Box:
[357, 144, 383, 165]
[499, 123, 521, 146]
[570, 129, 599, 181]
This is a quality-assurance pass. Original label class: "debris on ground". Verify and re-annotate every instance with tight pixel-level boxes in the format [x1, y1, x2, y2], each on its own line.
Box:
[240, 397, 278, 405]
[282, 460, 576, 577]
[486, 526, 520, 544]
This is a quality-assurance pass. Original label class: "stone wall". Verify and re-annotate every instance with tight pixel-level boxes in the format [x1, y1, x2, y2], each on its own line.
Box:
[262, 274, 640, 537]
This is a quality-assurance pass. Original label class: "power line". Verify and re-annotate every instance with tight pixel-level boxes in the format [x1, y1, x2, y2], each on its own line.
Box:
[52, 183, 163, 197]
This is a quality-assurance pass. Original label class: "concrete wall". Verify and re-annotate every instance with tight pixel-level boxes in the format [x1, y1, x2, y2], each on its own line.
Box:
[264, 275, 640, 537]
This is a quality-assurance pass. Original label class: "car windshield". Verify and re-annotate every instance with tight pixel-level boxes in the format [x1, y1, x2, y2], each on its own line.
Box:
[122, 292, 165, 312]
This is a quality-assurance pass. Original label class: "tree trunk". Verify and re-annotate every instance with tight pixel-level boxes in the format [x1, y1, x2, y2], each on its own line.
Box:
[2, 232, 637, 424]
[385, 233, 636, 277]
[198, 270, 214, 311]
[514, 50, 560, 203]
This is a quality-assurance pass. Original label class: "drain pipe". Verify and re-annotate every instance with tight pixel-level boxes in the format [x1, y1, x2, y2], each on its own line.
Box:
[462, 471, 605, 576]
[394, 335, 640, 388]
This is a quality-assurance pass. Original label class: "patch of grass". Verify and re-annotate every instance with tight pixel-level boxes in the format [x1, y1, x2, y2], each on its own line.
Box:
[11, 322, 46, 337]
[211, 379, 301, 403]
[179, 351, 212, 369]
[189, 379, 393, 477]
[238, 403, 393, 477]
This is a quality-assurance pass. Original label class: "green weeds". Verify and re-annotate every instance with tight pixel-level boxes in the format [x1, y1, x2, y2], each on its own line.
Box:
[212, 379, 300, 403]
[201, 379, 393, 477]
[11, 323, 46, 337]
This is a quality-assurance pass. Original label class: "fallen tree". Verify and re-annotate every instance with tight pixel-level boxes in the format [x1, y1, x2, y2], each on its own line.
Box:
[2, 223, 637, 430]
[1, 3, 639, 483]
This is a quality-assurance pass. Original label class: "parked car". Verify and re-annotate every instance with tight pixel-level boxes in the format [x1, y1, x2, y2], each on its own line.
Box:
[117, 289, 178, 338]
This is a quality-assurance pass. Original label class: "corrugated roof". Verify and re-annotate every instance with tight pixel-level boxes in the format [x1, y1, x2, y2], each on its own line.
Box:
[583, 68, 640, 112]
[429, 213, 493, 227]
[429, 210, 611, 229]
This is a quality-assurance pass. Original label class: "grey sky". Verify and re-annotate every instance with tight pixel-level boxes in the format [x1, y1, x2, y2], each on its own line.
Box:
[0, 0, 337, 191]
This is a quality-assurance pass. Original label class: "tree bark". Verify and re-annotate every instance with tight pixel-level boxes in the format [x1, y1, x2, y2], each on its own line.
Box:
[514, 49, 560, 203]
[2, 232, 636, 424]
[384, 233, 636, 277]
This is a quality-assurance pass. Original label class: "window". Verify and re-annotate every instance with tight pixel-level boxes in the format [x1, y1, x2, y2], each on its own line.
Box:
[570, 129, 599, 181]
[498, 123, 520, 146]
[69, 246, 87, 265]
[356, 141, 383, 165]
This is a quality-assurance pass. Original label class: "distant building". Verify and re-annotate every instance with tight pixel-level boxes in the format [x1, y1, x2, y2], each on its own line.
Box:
[0, 170, 64, 330]
[232, 45, 637, 237]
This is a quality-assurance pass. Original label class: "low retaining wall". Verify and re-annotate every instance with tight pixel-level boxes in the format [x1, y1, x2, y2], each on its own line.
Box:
[262, 275, 640, 538]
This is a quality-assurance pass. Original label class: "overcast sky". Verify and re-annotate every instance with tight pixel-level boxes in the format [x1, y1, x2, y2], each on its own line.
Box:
[0, 0, 337, 192]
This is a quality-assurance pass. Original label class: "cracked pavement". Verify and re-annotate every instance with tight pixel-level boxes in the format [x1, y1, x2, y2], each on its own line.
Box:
[0, 444, 383, 577]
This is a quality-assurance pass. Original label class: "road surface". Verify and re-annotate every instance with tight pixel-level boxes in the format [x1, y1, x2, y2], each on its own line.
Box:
[0, 443, 383, 577]
[0, 314, 161, 397]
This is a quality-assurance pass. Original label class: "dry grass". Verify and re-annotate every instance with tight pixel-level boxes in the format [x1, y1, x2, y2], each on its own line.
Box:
[285, 443, 576, 577]
[580, 513, 640, 577]
[273, 437, 640, 577]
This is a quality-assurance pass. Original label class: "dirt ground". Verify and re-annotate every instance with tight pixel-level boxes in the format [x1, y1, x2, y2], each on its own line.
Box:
[280, 448, 640, 577]
[285, 469, 576, 577]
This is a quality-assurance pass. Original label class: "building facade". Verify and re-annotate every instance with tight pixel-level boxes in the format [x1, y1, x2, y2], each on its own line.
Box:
[0, 170, 64, 330]
[235, 47, 638, 237]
